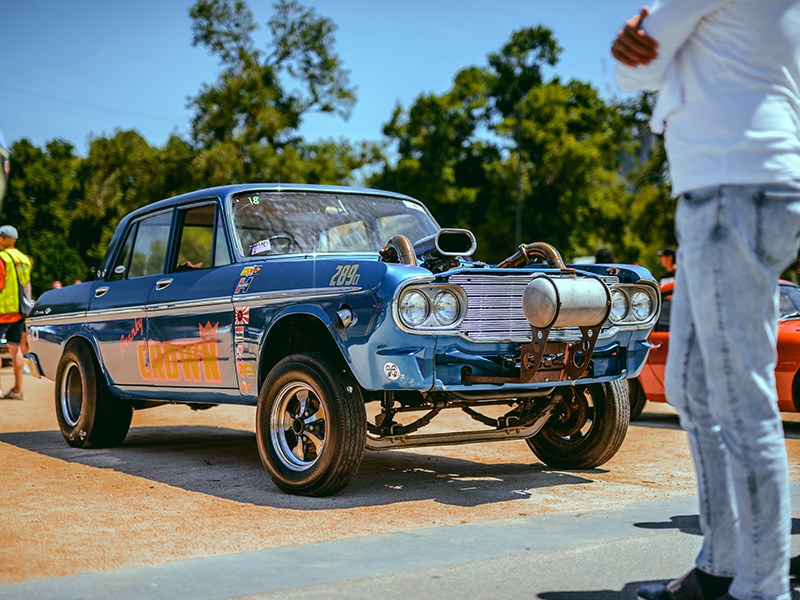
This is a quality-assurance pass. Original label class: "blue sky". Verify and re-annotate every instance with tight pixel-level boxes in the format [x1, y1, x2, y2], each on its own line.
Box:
[1, 0, 646, 155]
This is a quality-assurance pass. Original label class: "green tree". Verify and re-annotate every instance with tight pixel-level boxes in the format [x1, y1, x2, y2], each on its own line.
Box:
[1, 139, 87, 293]
[612, 92, 676, 272]
[188, 0, 356, 148]
[72, 130, 194, 267]
[372, 27, 631, 264]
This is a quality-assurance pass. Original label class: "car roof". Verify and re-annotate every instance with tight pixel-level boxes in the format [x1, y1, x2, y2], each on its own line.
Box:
[100, 183, 429, 276]
[124, 183, 421, 221]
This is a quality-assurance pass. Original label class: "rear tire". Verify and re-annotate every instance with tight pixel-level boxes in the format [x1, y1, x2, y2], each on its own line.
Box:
[55, 342, 132, 448]
[256, 353, 366, 496]
[527, 380, 629, 469]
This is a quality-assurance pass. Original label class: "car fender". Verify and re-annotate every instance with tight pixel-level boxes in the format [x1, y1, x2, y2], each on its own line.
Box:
[256, 302, 354, 382]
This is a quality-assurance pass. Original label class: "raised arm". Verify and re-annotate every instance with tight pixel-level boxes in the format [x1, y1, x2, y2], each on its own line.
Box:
[614, 0, 737, 92]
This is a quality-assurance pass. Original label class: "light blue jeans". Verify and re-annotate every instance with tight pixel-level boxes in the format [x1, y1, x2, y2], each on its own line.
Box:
[665, 184, 800, 600]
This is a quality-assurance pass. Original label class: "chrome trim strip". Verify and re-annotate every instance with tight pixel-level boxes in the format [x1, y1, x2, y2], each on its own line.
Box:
[235, 286, 362, 304]
[27, 288, 361, 326]
[27, 311, 87, 325]
[146, 297, 231, 314]
[82, 306, 148, 323]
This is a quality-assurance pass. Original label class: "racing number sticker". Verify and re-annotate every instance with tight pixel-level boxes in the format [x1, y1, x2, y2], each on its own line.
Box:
[329, 264, 360, 287]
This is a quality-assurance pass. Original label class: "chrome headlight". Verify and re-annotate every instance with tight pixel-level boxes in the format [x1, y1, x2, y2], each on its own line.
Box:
[609, 289, 629, 323]
[630, 290, 652, 321]
[395, 284, 466, 331]
[398, 290, 429, 327]
[606, 284, 659, 326]
[433, 290, 460, 326]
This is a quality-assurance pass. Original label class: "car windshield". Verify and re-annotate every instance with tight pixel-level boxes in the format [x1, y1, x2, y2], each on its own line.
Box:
[779, 284, 800, 318]
[230, 191, 440, 257]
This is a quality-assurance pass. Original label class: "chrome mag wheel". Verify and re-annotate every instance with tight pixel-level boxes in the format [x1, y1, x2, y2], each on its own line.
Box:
[270, 381, 329, 472]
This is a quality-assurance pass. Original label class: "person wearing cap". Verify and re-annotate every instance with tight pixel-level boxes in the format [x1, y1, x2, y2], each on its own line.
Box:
[0, 225, 32, 400]
[657, 248, 676, 285]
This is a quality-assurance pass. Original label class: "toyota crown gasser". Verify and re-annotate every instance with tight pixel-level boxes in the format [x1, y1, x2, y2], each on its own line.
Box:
[26, 184, 659, 496]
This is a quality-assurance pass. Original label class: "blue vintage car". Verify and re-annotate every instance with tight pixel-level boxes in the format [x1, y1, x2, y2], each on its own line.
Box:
[26, 184, 659, 496]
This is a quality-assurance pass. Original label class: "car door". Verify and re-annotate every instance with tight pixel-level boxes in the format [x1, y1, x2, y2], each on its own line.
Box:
[145, 202, 239, 390]
[88, 210, 172, 387]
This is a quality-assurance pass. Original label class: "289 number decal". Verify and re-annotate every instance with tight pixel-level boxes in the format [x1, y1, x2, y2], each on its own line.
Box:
[329, 264, 360, 286]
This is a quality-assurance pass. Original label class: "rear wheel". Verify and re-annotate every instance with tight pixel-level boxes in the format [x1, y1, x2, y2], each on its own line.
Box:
[256, 353, 366, 496]
[55, 343, 132, 448]
[527, 380, 629, 469]
[627, 378, 647, 421]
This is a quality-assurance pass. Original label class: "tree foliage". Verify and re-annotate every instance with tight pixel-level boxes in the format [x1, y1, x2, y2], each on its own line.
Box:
[188, 0, 356, 148]
[370, 26, 657, 265]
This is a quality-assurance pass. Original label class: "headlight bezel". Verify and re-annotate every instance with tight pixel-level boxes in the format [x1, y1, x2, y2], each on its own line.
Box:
[607, 284, 659, 326]
[395, 283, 467, 331]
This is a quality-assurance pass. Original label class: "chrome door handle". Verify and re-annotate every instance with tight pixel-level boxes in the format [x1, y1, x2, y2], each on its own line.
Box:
[155, 278, 173, 291]
[94, 286, 109, 298]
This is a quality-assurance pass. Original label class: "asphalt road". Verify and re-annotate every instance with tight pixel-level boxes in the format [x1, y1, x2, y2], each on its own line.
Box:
[2, 372, 800, 599]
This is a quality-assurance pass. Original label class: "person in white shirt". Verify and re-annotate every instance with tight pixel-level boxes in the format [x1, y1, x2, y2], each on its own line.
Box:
[613, 2, 800, 599]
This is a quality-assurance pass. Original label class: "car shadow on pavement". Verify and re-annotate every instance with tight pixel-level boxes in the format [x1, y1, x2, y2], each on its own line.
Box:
[632, 411, 800, 440]
[0, 425, 595, 510]
[630, 410, 682, 431]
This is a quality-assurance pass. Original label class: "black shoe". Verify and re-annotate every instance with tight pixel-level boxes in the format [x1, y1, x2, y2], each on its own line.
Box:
[790, 554, 800, 579]
[637, 568, 733, 600]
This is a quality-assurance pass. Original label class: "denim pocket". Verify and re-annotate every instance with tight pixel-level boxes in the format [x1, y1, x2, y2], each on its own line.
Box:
[682, 186, 721, 204]
[676, 187, 722, 247]
[755, 191, 800, 271]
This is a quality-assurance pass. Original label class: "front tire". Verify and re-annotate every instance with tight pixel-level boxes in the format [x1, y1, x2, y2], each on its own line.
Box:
[55, 342, 132, 448]
[627, 377, 647, 421]
[526, 380, 629, 469]
[256, 353, 366, 496]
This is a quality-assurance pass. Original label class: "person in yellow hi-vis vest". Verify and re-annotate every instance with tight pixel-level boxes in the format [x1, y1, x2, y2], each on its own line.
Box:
[0, 225, 32, 399]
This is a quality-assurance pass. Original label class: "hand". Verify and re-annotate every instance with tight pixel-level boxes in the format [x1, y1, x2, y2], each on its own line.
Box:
[612, 8, 659, 67]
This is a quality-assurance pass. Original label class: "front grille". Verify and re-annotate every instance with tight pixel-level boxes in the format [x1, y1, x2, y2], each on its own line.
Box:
[449, 272, 616, 343]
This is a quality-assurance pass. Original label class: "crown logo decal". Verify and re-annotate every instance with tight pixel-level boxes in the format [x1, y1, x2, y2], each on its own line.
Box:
[199, 321, 219, 338]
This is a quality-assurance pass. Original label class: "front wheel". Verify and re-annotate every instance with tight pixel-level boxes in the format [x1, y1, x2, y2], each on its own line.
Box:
[526, 380, 629, 469]
[256, 353, 366, 496]
[54, 343, 132, 448]
[627, 378, 647, 421]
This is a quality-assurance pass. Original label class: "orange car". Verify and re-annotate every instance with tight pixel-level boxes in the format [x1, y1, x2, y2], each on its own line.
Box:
[629, 280, 800, 419]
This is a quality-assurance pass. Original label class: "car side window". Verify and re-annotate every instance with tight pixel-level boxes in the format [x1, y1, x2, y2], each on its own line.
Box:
[779, 286, 800, 316]
[173, 204, 231, 272]
[110, 223, 137, 281]
[127, 212, 172, 278]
